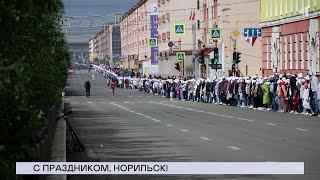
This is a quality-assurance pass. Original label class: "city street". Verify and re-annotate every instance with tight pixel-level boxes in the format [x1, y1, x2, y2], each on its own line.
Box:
[66, 70, 320, 180]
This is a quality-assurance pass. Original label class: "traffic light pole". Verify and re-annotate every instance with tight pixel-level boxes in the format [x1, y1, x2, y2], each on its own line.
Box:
[182, 59, 185, 77]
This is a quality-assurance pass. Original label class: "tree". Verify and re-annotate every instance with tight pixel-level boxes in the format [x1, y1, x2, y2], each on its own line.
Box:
[0, 0, 69, 177]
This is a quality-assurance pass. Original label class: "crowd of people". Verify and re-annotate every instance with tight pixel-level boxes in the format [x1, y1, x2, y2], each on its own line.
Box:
[94, 65, 320, 117]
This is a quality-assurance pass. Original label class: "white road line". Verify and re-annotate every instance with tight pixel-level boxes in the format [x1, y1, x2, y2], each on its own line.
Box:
[200, 137, 211, 141]
[135, 113, 144, 116]
[296, 128, 308, 131]
[266, 123, 277, 126]
[109, 102, 116, 104]
[227, 146, 242, 150]
[176, 106, 182, 109]
[99, 102, 106, 104]
[151, 119, 162, 122]
[237, 118, 254, 122]
[144, 116, 152, 119]
[123, 101, 129, 104]
[166, 124, 173, 127]
[86, 101, 93, 104]
[180, 129, 189, 132]
[206, 112, 219, 115]
[218, 114, 234, 119]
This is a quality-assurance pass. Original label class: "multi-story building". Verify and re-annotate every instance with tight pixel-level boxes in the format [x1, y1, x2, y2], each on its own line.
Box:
[157, 0, 197, 77]
[89, 24, 122, 66]
[261, 0, 320, 76]
[120, 0, 156, 75]
[197, 0, 262, 78]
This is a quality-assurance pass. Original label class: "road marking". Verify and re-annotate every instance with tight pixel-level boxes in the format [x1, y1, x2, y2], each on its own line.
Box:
[166, 124, 173, 127]
[176, 106, 182, 109]
[180, 129, 189, 132]
[296, 128, 308, 131]
[109, 102, 116, 104]
[200, 137, 211, 141]
[206, 112, 218, 115]
[266, 123, 277, 126]
[218, 114, 234, 118]
[194, 110, 204, 113]
[144, 116, 152, 119]
[237, 118, 254, 122]
[99, 102, 106, 104]
[86, 101, 93, 104]
[151, 119, 162, 122]
[227, 146, 242, 150]
[135, 113, 144, 116]
[123, 101, 129, 104]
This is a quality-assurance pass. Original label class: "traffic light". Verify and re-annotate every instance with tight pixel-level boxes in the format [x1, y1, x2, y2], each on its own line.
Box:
[198, 50, 205, 64]
[213, 47, 219, 63]
[175, 62, 180, 71]
[233, 52, 241, 64]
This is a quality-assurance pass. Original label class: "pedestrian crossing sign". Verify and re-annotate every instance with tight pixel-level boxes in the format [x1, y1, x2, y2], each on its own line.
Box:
[148, 38, 158, 47]
[210, 28, 222, 40]
[176, 52, 185, 62]
[174, 24, 185, 36]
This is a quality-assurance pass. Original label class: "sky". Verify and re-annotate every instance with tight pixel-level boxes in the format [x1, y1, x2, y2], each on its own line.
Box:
[62, 0, 139, 16]
[62, 0, 139, 43]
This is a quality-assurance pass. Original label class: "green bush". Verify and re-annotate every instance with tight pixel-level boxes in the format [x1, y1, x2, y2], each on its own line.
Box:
[0, 0, 69, 177]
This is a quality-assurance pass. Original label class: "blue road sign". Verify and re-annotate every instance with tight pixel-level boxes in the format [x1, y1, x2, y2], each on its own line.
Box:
[244, 28, 262, 37]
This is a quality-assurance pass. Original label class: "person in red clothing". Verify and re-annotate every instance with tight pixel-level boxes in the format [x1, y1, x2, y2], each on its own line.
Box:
[279, 77, 288, 112]
[110, 80, 116, 95]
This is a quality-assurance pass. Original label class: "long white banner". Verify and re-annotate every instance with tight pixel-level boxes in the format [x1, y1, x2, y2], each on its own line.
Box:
[16, 162, 304, 175]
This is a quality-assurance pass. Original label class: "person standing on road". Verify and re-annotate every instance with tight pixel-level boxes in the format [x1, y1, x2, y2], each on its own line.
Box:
[84, 81, 91, 97]
[110, 80, 116, 95]
[309, 72, 319, 116]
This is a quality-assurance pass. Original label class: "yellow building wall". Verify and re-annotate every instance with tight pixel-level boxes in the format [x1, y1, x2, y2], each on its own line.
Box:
[261, 0, 320, 23]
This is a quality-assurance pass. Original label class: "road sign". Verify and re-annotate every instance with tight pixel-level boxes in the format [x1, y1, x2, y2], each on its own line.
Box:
[148, 38, 158, 47]
[211, 63, 222, 70]
[231, 28, 240, 40]
[244, 28, 262, 37]
[176, 52, 185, 62]
[172, 41, 181, 51]
[210, 28, 222, 40]
[174, 24, 185, 36]
[168, 41, 173, 47]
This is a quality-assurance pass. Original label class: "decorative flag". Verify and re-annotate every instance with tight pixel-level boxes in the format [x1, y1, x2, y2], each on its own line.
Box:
[251, 37, 257, 46]
[189, 10, 195, 20]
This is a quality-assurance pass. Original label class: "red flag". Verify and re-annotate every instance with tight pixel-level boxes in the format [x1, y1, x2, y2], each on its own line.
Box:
[245, 36, 251, 44]
[189, 11, 192, 20]
[251, 37, 257, 46]
[192, 10, 196, 20]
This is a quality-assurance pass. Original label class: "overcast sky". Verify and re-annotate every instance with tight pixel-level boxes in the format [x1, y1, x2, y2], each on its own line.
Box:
[62, 0, 139, 16]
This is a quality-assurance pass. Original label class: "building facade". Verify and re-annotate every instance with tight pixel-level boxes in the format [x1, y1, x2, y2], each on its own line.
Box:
[197, 0, 262, 78]
[89, 24, 121, 66]
[120, 0, 154, 74]
[157, 0, 197, 77]
[261, 0, 320, 76]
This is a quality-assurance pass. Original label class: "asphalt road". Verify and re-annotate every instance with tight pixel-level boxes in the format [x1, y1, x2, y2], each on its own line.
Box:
[66, 69, 320, 180]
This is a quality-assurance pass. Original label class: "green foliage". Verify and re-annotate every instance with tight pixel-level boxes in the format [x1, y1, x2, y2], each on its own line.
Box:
[0, 0, 69, 177]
